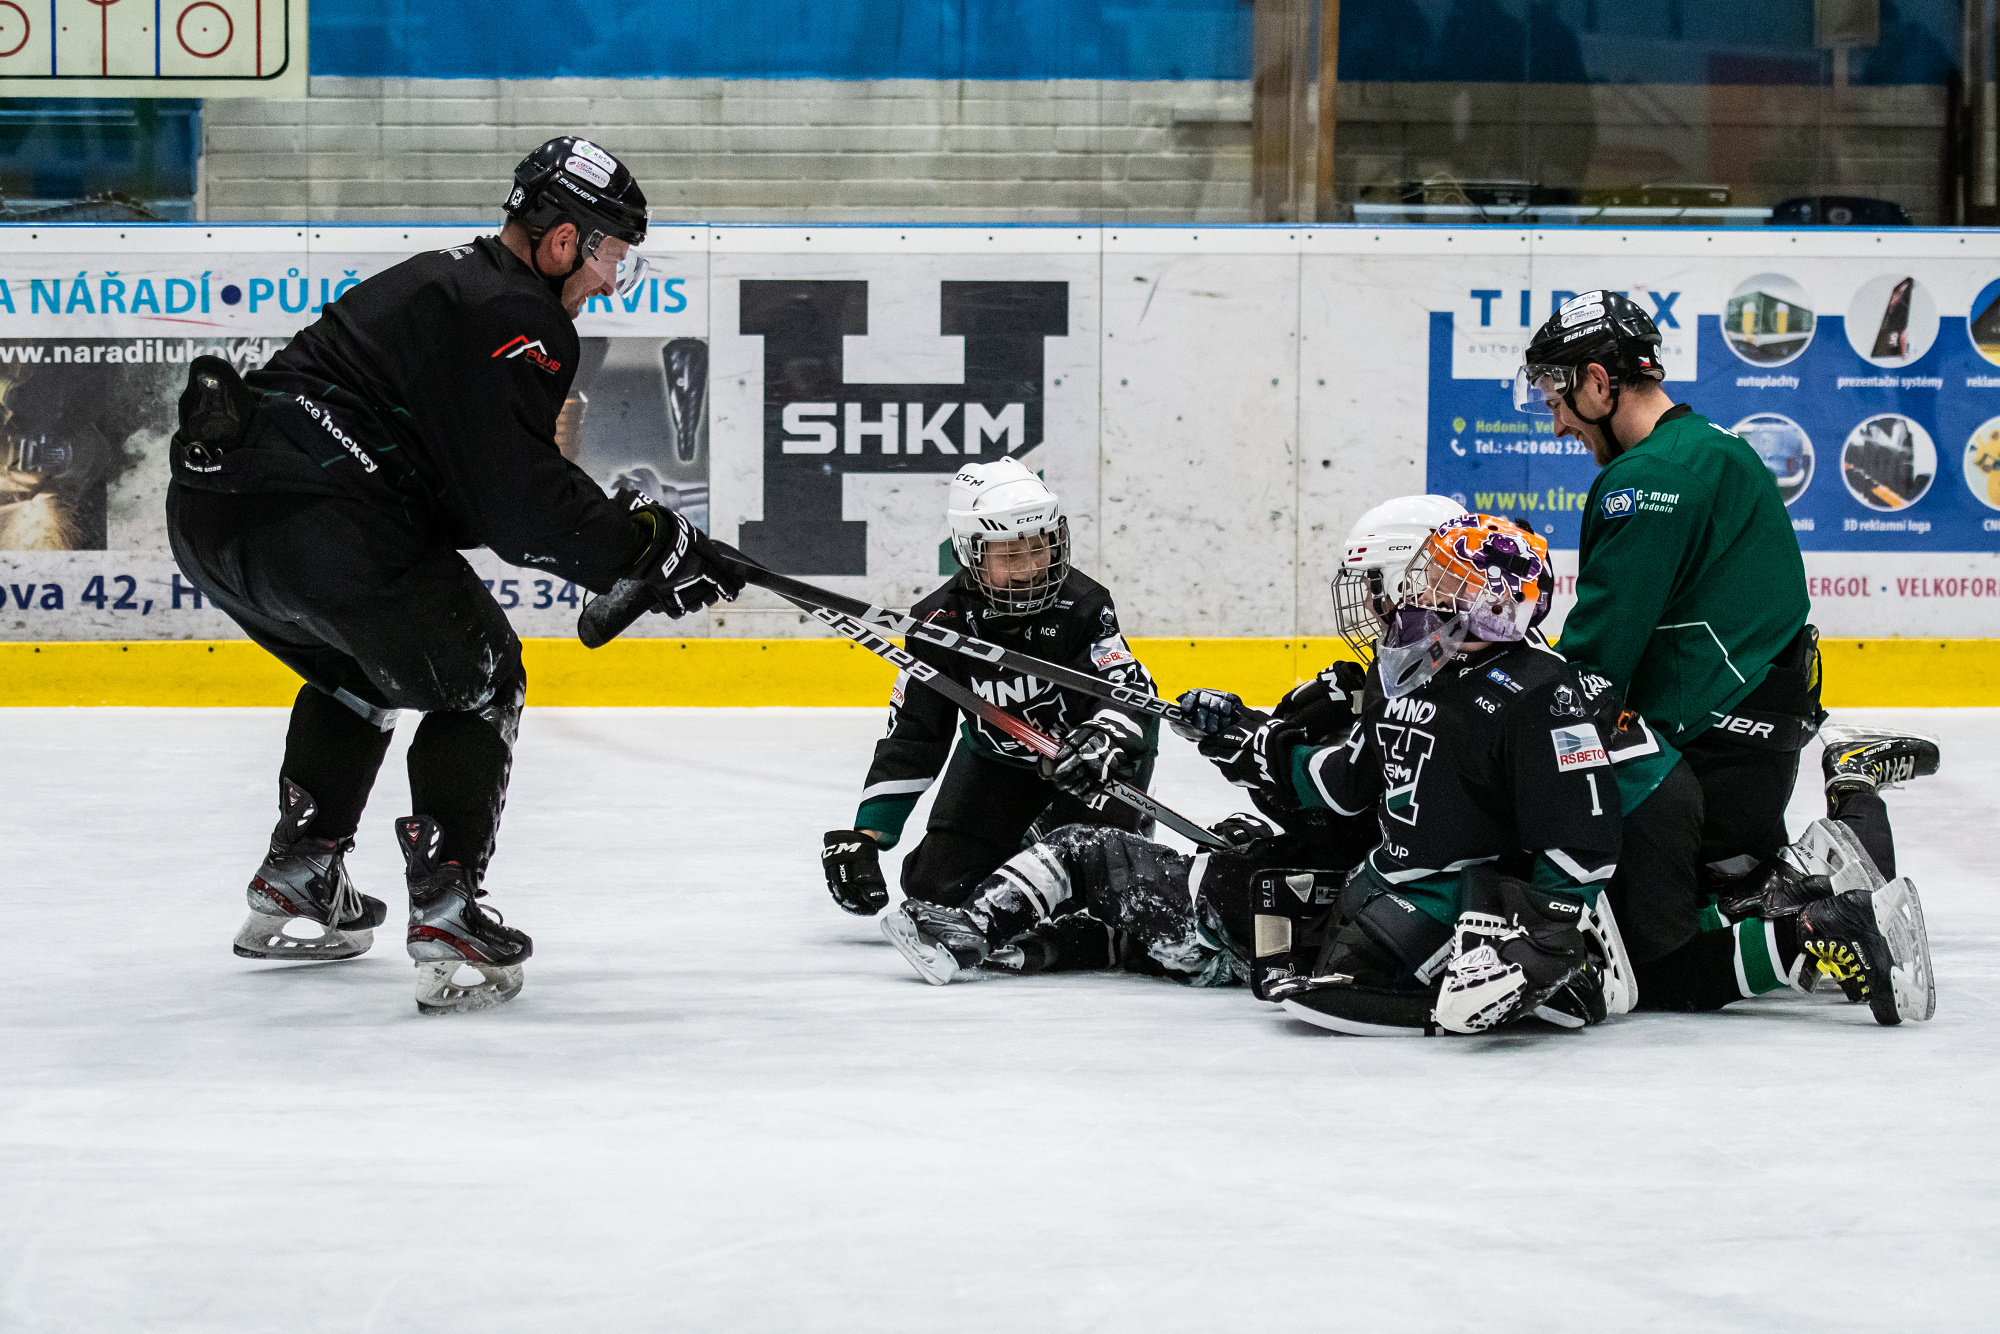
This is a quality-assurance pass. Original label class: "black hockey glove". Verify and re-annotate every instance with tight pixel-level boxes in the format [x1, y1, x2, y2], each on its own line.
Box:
[1040, 713, 1148, 799]
[1275, 660, 1366, 741]
[1209, 812, 1279, 848]
[1198, 717, 1307, 807]
[821, 830, 889, 916]
[1170, 688, 1244, 742]
[628, 498, 746, 619]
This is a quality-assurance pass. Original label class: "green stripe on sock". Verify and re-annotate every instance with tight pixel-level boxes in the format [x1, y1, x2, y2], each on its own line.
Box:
[1734, 919, 1786, 996]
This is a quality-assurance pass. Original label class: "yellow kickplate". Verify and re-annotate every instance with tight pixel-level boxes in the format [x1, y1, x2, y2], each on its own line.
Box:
[0, 636, 1989, 708]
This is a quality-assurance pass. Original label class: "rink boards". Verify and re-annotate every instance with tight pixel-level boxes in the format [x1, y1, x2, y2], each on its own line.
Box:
[2, 634, 1992, 707]
[0, 223, 1997, 701]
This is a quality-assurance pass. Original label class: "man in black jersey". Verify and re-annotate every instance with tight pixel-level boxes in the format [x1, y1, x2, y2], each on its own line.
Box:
[166, 137, 743, 1014]
[820, 459, 1161, 916]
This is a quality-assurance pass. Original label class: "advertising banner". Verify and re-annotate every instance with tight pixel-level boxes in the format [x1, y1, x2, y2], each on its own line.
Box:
[1415, 230, 2000, 636]
[1, 224, 1994, 645]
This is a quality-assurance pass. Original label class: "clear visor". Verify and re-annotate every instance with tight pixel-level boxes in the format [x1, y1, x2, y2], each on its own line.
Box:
[1512, 363, 1574, 416]
[580, 230, 650, 298]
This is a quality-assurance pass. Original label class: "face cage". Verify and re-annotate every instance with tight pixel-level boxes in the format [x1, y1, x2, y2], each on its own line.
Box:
[966, 520, 1069, 616]
[1402, 546, 1529, 644]
[1331, 566, 1393, 662]
[1512, 363, 1575, 416]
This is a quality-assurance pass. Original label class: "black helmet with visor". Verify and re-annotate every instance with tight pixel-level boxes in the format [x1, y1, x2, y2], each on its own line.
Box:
[1514, 290, 1665, 448]
[504, 136, 650, 299]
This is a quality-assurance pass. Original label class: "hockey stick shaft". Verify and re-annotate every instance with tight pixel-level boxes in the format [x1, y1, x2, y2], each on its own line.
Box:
[578, 543, 1197, 727]
[789, 599, 1228, 851]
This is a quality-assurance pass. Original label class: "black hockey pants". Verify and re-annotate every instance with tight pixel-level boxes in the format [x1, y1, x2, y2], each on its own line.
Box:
[969, 825, 1258, 982]
[166, 483, 524, 875]
[1611, 744, 1896, 1011]
[900, 744, 1156, 908]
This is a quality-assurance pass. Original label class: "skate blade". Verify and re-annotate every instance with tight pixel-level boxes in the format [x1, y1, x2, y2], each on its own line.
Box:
[879, 912, 960, 985]
[1786, 818, 1886, 895]
[232, 911, 373, 961]
[1872, 877, 1937, 1023]
[413, 960, 524, 1014]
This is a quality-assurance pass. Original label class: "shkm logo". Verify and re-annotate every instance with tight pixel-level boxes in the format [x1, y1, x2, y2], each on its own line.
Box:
[492, 335, 563, 374]
[737, 279, 1069, 575]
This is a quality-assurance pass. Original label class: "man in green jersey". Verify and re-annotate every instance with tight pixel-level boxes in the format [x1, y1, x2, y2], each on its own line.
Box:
[1512, 291, 1938, 1021]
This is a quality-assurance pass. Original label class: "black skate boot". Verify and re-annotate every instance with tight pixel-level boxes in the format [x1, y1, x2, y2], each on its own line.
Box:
[398, 816, 532, 1014]
[233, 780, 387, 960]
[1796, 879, 1936, 1026]
[1717, 858, 1849, 997]
[985, 912, 1118, 976]
[880, 899, 995, 985]
[1821, 725, 1940, 800]
[1717, 858, 1833, 923]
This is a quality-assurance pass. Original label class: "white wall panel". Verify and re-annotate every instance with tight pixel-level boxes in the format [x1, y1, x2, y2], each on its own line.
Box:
[1100, 230, 1301, 636]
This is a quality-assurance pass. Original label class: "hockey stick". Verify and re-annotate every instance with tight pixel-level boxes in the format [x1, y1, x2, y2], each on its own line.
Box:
[579, 544, 1236, 730]
[791, 599, 1229, 851]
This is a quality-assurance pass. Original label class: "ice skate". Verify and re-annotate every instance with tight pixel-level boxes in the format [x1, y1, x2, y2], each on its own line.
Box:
[232, 779, 387, 961]
[1820, 725, 1940, 798]
[880, 899, 992, 985]
[398, 816, 532, 1014]
[1796, 877, 1936, 1026]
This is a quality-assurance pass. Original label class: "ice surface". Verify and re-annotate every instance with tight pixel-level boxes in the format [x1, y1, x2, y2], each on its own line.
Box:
[3, 706, 1997, 1331]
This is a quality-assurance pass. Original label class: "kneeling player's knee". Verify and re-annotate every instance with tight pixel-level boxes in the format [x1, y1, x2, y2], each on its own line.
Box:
[1338, 879, 1453, 979]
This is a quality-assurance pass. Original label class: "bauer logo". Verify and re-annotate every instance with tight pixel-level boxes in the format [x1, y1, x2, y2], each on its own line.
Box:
[1550, 723, 1610, 770]
[738, 279, 1068, 575]
[1601, 488, 1638, 519]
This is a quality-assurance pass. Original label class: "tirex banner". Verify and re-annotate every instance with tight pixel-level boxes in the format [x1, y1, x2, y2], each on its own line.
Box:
[2, 224, 1996, 644]
[1386, 229, 2000, 637]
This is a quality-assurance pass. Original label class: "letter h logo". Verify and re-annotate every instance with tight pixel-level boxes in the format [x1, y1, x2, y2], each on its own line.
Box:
[736, 280, 1068, 575]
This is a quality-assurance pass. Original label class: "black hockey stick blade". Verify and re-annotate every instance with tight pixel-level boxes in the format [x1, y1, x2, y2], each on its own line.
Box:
[789, 597, 1228, 851]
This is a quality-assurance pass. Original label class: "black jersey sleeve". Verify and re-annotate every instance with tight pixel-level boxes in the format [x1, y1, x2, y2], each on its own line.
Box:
[853, 638, 958, 849]
[1505, 680, 1622, 894]
[1288, 719, 1381, 817]
[416, 291, 642, 591]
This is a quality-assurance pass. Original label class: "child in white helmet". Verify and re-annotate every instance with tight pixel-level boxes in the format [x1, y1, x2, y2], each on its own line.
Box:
[819, 458, 1160, 917]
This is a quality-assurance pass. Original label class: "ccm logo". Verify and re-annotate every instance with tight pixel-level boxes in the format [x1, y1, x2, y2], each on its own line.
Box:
[493, 335, 563, 374]
[1717, 715, 1776, 739]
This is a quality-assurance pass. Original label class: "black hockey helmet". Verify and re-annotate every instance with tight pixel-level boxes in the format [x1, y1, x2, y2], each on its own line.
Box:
[505, 137, 648, 287]
[1514, 290, 1664, 417]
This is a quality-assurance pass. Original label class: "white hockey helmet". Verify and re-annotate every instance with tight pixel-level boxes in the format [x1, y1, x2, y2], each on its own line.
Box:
[1331, 493, 1468, 660]
[947, 458, 1069, 616]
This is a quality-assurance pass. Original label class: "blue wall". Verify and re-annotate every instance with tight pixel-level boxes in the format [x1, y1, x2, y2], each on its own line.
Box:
[309, 0, 1957, 85]
[310, 1, 1252, 81]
